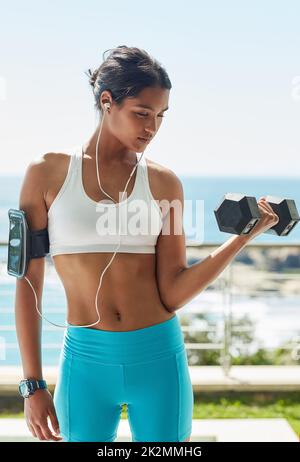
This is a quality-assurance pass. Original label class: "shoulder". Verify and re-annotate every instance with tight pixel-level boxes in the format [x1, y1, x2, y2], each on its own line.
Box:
[22, 151, 73, 206]
[42, 150, 72, 173]
[145, 157, 183, 203]
[26, 150, 71, 177]
[29, 151, 74, 190]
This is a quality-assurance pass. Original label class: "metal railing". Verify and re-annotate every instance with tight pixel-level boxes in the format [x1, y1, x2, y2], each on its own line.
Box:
[1, 242, 300, 375]
[184, 243, 300, 375]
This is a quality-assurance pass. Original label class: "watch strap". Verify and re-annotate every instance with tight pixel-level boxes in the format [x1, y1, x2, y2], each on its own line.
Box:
[19, 379, 48, 397]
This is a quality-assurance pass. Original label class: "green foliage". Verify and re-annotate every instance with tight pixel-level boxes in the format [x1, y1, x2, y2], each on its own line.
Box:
[193, 391, 300, 436]
[182, 312, 300, 366]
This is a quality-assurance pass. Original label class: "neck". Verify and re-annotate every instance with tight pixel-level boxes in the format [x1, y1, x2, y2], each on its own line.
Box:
[83, 122, 137, 165]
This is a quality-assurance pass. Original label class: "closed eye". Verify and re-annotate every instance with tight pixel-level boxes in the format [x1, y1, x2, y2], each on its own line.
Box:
[136, 113, 164, 118]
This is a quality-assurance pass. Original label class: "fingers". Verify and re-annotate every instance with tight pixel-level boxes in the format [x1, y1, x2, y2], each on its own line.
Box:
[33, 424, 47, 441]
[258, 202, 274, 219]
[257, 199, 279, 225]
[27, 421, 37, 438]
[258, 197, 278, 217]
[258, 197, 274, 214]
[258, 201, 272, 215]
[40, 417, 63, 441]
[30, 417, 62, 441]
[48, 409, 62, 438]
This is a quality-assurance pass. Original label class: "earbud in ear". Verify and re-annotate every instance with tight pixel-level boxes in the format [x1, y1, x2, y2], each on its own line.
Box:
[104, 102, 111, 111]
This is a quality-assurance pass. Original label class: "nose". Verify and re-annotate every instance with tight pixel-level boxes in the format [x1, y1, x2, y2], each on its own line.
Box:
[144, 118, 157, 137]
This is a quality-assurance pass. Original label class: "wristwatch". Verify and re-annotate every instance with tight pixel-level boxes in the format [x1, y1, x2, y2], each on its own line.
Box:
[18, 379, 48, 398]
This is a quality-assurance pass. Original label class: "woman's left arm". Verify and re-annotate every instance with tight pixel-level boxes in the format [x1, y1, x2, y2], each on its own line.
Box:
[155, 172, 252, 312]
[158, 235, 250, 312]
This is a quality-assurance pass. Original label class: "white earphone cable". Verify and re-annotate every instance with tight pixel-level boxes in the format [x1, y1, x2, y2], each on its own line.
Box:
[24, 102, 146, 329]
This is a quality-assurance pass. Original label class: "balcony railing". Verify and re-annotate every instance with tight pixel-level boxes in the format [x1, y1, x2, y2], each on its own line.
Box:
[1, 242, 300, 375]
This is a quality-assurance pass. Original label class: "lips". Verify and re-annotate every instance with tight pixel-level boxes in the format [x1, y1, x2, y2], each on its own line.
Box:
[138, 137, 151, 142]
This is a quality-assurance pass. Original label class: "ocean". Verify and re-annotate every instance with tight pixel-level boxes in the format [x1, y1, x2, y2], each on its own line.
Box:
[0, 174, 300, 365]
[1, 174, 300, 244]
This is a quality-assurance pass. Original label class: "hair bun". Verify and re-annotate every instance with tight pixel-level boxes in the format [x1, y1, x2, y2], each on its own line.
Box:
[87, 68, 99, 88]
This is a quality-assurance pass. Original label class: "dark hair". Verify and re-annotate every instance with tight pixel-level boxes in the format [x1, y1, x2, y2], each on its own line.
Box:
[85, 45, 172, 115]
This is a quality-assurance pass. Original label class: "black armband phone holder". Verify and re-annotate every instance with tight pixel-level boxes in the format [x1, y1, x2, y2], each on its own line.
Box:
[7, 208, 49, 279]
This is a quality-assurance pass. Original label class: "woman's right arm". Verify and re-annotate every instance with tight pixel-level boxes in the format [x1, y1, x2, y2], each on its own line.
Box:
[15, 154, 62, 441]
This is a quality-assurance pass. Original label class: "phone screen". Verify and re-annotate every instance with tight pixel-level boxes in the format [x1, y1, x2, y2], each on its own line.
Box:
[7, 215, 24, 276]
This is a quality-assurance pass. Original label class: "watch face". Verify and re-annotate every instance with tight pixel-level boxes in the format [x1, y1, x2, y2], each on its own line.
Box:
[19, 380, 46, 397]
[19, 381, 31, 397]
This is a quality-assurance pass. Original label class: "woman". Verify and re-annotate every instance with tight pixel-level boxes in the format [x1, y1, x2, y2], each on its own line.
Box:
[15, 45, 279, 442]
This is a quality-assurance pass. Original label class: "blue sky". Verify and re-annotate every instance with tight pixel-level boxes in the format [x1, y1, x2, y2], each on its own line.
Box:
[0, 0, 299, 177]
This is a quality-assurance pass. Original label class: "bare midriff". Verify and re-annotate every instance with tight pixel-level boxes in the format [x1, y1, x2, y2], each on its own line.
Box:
[51, 252, 175, 331]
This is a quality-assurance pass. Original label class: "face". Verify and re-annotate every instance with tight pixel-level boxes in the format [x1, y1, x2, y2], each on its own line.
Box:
[103, 86, 170, 152]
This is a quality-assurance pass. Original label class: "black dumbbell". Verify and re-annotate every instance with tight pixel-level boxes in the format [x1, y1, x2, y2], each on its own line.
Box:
[214, 192, 300, 236]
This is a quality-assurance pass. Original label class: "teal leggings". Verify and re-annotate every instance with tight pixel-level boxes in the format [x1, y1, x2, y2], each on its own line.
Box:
[53, 314, 194, 442]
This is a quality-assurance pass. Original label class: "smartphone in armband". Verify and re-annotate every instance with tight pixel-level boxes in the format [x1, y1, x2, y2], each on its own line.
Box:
[7, 208, 49, 279]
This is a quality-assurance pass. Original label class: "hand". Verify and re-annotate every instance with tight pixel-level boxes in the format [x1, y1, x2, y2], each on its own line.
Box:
[24, 388, 62, 441]
[245, 197, 280, 241]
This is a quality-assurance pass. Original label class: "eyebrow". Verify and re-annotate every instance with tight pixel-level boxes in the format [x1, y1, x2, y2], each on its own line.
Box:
[134, 104, 169, 112]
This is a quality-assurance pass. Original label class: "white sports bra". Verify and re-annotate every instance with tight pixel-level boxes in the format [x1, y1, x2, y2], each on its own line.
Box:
[47, 145, 164, 257]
